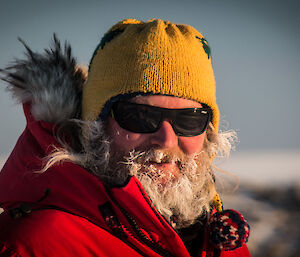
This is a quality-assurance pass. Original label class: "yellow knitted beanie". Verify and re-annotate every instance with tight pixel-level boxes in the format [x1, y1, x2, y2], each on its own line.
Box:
[82, 18, 219, 131]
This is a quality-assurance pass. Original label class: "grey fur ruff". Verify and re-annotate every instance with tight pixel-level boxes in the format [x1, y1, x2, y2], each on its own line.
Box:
[0, 35, 86, 123]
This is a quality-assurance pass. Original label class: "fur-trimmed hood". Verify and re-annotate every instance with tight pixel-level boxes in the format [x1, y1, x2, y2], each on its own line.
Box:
[1, 35, 87, 124]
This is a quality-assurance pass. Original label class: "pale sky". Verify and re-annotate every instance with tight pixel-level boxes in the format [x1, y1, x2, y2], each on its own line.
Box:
[1, 0, 299, 156]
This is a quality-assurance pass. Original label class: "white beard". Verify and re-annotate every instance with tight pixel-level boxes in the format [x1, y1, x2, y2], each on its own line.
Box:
[123, 148, 216, 228]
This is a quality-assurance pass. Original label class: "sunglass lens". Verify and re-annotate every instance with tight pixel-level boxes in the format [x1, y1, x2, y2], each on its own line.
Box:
[174, 110, 210, 136]
[113, 102, 161, 133]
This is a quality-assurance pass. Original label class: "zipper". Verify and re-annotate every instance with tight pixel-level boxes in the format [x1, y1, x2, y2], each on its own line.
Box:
[117, 203, 175, 257]
[103, 185, 175, 257]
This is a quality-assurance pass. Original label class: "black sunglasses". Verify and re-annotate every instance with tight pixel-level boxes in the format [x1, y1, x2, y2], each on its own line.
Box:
[111, 101, 212, 137]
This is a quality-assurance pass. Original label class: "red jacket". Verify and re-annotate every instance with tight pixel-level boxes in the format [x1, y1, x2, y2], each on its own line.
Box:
[0, 105, 251, 257]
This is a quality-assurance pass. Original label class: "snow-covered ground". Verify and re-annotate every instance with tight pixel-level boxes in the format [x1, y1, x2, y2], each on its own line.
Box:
[216, 149, 300, 186]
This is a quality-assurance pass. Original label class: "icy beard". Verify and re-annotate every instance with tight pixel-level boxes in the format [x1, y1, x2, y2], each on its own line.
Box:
[107, 146, 216, 228]
[45, 118, 225, 228]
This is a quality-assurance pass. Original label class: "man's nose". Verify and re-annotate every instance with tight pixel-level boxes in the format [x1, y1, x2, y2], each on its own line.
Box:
[149, 121, 178, 149]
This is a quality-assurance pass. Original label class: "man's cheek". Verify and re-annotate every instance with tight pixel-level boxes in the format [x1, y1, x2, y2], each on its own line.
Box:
[178, 133, 206, 155]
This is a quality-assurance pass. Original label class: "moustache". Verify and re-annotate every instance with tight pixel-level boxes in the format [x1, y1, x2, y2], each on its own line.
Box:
[126, 148, 187, 165]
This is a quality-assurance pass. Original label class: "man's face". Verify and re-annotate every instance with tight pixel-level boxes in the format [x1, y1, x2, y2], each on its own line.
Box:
[106, 95, 207, 177]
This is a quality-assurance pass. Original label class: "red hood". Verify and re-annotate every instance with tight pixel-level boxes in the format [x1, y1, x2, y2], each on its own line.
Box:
[0, 103, 190, 257]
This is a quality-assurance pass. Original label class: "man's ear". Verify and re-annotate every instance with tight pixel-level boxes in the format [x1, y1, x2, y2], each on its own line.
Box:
[206, 123, 217, 143]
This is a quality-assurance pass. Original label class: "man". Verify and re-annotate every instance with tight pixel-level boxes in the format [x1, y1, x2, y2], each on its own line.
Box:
[0, 19, 250, 256]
